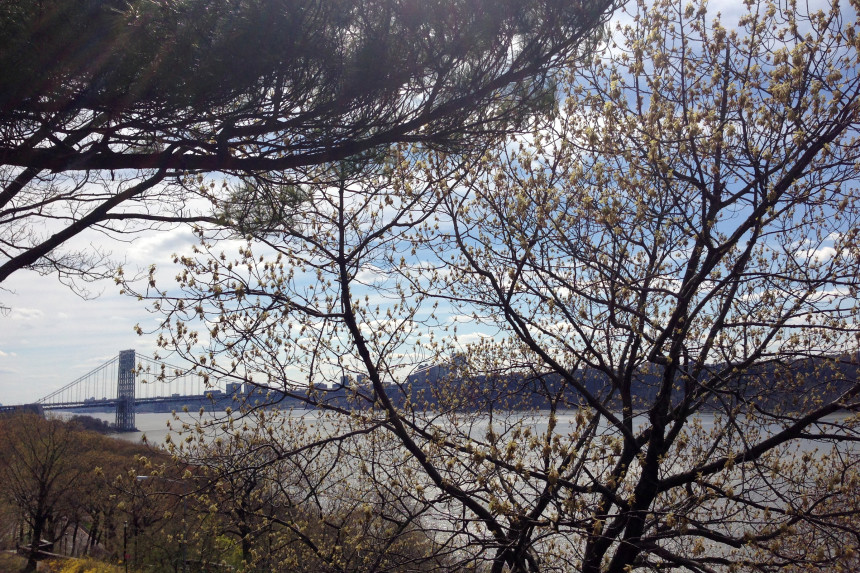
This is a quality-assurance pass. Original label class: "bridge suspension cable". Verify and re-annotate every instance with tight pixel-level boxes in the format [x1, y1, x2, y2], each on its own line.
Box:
[36, 352, 215, 408]
[135, 354, 211, 399]
[37, 355, 120, 407]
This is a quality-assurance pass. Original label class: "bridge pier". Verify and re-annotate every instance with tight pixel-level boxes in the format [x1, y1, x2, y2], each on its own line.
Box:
[115, 349, 136, 431]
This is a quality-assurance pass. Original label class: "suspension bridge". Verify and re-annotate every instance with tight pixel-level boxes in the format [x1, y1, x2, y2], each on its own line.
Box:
[0, 350, 236, 431]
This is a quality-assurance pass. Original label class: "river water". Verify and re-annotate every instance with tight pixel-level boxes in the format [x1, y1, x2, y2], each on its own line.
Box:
[53, 411, 221, 446]
[56, 409, 848, 455]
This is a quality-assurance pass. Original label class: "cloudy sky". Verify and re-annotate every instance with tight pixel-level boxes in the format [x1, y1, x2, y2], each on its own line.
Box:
[0, 228, 198, 405]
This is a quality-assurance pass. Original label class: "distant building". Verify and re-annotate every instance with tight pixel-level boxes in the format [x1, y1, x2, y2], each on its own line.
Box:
[339, 374, 368, 387]
[0, 403, 44, 417]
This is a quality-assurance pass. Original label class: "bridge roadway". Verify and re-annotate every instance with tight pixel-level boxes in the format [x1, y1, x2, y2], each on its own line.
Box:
[35, 394, 217, 410]
[0, 393, 228, 424]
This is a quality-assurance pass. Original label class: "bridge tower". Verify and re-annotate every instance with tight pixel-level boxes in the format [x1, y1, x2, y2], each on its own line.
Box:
[115, 349, 136, 431]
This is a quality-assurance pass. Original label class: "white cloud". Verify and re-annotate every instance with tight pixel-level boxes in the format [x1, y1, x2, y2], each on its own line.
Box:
[795, 246, 837, 263]
[10, 307, 44, 321]
[354, 265, 386, 284]
[444, 331, 492, 345]
[124, 227, 200, 265]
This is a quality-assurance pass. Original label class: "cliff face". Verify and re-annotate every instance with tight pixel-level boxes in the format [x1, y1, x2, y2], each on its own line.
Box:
[267, 354, 859, 414]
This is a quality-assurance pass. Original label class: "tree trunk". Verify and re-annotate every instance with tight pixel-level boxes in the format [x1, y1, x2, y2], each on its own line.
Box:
[25, 517, 44, 573]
